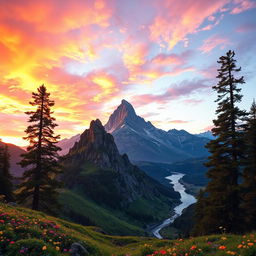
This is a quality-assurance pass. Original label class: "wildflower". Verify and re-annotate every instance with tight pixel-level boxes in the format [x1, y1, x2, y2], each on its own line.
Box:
[248, 242, 254, 246]
[55, 246, 60, 251]
[219, 245, 226, 250]
[160, 250, 166, 254]
[190, 245, 197, 250]
[42, 245, 47, 250]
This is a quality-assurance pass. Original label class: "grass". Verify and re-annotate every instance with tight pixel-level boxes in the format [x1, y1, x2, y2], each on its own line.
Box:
[127, 196, 172, 223]
[1, 203, 256, 256]
[58, 189, 145, 236]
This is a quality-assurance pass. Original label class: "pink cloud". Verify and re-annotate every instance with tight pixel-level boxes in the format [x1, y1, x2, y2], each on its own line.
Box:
[167, 120, 190, 124]
[131, 79, 211, 106]
[231, 0, 256, 14]
[149, 0, 229, 49]
[199, 34, 231, 54]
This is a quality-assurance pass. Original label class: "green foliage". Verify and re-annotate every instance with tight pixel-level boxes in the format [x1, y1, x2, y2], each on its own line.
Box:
[194, 50, 246, 235]
[241, 247, 256, 256]
[17, 85, 61, 212]
[0, 142, 14, 202]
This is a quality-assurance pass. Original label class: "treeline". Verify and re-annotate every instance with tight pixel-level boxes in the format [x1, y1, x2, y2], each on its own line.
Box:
[0, 85, 61, 213]
[193, 50, 256, 235]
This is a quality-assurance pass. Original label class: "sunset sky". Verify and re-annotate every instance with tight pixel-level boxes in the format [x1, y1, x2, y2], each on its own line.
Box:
[0, 0, 256, 146]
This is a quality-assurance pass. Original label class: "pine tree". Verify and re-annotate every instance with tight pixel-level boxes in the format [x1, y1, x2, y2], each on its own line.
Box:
[240, 100, 256, 231]
[0, 141, 14, 202]
[194, 50, 246, 235]
[17, 85, 61, 212]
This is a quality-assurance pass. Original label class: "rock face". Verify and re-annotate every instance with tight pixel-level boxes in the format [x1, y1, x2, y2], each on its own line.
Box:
[61, 119, 178, 207]
[0, 141, 26, 177]
[105, 100, 209, 163]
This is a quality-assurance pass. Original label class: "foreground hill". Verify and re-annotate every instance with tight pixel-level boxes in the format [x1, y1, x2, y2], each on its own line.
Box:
[0, 203, 255, 256]
[60, 119, 179, 235]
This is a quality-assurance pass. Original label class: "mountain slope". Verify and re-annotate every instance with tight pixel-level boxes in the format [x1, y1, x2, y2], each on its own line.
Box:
[60, 119, 179, 234]
[104, 100, 209, 163]
[0, 141, 26, 177]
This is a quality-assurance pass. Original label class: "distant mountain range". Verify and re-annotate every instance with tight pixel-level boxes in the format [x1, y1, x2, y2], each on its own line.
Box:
[58, 100, 210, 163]
[0, 141, 25, 177]
[104, 100, 209, 163]
[57, 134, 80, 156]
[5, 99, 211, 179]
[194, 130, 214, 140]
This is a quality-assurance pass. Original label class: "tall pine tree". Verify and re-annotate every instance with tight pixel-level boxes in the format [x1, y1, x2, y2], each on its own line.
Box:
[0, 141, 14, 202]
[194, 50, 245, 235]
[240, 100, 256, 231]
[17, 85, 61, 212]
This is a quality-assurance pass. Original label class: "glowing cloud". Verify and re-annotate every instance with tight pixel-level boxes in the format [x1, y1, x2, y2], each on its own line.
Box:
[0, 0, 255, 145]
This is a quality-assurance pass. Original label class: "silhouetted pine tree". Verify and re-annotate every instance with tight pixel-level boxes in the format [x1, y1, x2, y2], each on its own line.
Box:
[240, 100, 256, 231]
[194, 50, 246, 235]
[17, 85, 61, 212]
[0, 141, 14, 202]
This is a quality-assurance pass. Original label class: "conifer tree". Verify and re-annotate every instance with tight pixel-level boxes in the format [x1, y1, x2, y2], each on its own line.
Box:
[240, 100, 256, 231]
[0, 141, 14, 202]
[194, 50, 246, 235]
[17, 85, 61, 212]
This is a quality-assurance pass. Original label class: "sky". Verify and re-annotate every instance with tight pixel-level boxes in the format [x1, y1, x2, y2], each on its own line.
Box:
[0, 0, 256, 146]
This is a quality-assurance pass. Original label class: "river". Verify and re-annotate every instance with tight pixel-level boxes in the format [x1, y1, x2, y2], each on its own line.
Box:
[151, 173, 197, 239]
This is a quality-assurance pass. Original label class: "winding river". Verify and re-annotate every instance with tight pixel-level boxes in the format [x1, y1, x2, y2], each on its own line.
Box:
[151, 173, 197, 239]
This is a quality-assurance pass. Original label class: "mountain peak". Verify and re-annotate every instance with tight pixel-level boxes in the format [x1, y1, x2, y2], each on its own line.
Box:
[120, 99, 136, 114]
[90, 119, 103, 129]
[105, 100, 138, 133]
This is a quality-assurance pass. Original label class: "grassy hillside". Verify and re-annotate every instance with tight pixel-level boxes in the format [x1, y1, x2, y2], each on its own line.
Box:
[1, 203, 256, 256]
[58, 189, 145, 236]
[58, 189, 173, 236]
